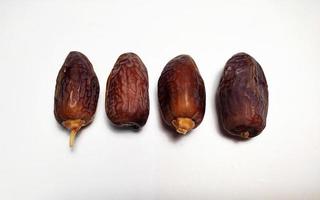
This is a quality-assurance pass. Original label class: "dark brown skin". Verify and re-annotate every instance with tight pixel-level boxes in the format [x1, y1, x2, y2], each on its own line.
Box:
[158, 55, 206, 134]
[54, 51, 100, 147]
[217, 52, 268, 139]
[105, 53, 149, 129]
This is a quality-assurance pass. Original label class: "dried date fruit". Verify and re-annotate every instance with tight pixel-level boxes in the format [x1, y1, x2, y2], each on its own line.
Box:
[54, 51, 100, 147]
[217, 52, 268, 139]
[158, 55, 206, 134]
[105, 53, 149, 129]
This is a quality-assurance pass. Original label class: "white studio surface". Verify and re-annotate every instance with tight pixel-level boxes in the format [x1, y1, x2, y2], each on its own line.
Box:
[0, 0, 319, 199]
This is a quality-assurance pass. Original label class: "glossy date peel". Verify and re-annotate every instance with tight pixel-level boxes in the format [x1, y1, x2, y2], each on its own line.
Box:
[158, 55, 206, 135]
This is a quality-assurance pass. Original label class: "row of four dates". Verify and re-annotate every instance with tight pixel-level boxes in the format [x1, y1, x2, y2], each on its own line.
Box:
[54, 51, 268, 148]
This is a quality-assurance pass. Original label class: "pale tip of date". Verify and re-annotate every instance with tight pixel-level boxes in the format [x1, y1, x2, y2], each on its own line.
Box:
[240, 131, 250, 139]
[172, 118, 195, 135]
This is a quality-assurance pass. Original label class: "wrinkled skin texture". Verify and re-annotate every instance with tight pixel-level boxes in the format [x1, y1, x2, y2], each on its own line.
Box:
[217, 52, 268, 139]
[105, 53, 149, 129]
[54, 51, 100, 147]
[158, 55, 206, 134]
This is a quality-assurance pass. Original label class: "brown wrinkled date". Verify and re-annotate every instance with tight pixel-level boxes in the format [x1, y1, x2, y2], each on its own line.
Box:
[158, 55, 206, 135]
[105, 53, 149, 129]
[217, 52, 268, 139]
[54, 51, 100, 147]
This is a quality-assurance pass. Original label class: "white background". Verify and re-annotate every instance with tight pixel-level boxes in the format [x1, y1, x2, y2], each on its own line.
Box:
[0, 0, 319, 199]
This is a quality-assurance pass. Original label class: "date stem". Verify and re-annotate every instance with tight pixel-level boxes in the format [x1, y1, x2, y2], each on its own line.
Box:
[62, 119, 85, 148]
[172, 118, 195, 134]
[69, 129, 77, 148]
